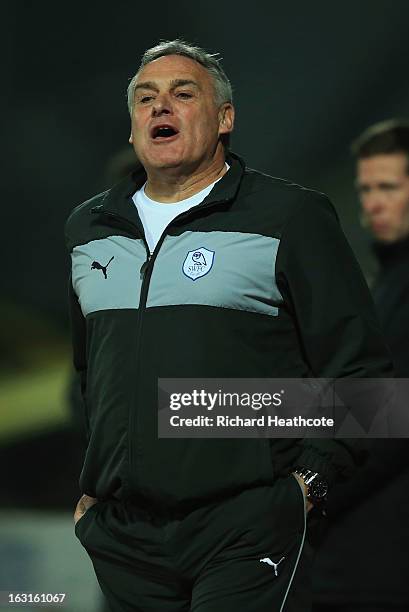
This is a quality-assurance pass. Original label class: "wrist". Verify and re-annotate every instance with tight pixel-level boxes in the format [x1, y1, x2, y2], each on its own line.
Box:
[293, 467, 328, 508]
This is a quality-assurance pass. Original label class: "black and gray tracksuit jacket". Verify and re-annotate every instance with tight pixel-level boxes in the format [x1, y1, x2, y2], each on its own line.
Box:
[66, 152, 392, 512]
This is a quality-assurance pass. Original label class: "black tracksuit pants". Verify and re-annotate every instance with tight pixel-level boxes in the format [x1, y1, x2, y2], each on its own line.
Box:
[75, 475, 310, 612]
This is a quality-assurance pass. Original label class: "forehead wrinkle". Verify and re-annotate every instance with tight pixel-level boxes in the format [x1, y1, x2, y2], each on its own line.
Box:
[134, 81, 159, 92]
[169, 78, 201, 90]
[135, 77, 202, 94]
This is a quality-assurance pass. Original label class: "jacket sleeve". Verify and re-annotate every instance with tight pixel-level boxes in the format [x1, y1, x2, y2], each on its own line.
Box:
[68, 273, 90, 442]
[275, 191, 394, 485]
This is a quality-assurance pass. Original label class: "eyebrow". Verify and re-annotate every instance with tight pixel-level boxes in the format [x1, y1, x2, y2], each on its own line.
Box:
[134, 79, 200, 93]
[355, 180, 400, 189]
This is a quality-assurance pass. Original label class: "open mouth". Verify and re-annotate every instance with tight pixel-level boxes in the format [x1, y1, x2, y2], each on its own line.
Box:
[151, 125, 179, 139]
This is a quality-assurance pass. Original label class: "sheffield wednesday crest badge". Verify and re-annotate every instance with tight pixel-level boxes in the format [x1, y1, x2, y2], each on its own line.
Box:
[182, 247, 215, 281]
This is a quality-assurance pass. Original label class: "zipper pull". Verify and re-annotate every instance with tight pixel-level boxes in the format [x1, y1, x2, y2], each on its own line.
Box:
[140, 253, 152, 279]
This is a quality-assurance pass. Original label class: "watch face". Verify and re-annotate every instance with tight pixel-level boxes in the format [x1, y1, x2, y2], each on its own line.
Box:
[309, 477, 328, 501]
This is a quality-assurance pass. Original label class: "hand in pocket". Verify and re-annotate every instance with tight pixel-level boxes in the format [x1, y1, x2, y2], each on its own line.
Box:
[74, 494, 98, 525]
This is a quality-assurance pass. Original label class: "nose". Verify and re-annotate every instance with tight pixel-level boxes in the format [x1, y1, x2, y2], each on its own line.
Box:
[151, 94, 172, 117]
[361, 191, 385, 215]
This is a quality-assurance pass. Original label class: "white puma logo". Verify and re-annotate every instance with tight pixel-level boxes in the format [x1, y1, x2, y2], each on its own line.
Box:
[259, 556, 285, 576]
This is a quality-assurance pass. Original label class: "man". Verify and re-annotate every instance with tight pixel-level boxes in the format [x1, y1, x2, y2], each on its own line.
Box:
[356, 120, 409, 369]
[312, 120, 409, 611]
[66, 41, 391, 612]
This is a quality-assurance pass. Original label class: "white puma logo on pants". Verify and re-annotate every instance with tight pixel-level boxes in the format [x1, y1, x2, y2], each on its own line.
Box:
[259, 556, 285, 576]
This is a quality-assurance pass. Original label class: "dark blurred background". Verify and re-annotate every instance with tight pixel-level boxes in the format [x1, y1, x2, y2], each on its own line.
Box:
[3, 0, 409, 327]
[1, 1, 409, 609]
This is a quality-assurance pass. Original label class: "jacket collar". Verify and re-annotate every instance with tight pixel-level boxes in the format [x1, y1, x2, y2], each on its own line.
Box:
[92, 151, 246, 220]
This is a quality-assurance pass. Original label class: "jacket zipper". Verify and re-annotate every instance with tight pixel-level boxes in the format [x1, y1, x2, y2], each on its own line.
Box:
[92, 198, 229, 494]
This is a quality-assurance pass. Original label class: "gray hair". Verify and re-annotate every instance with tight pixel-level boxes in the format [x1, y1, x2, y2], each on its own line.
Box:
[127, 39, 233, 115]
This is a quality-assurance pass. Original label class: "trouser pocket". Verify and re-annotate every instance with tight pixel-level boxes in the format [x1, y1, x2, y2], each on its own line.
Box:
[74, 502, 100, 539]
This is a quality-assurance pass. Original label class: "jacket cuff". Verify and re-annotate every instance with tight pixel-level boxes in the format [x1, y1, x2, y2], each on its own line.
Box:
[293, 438, 368, 487]
[293, 446, 339, 487]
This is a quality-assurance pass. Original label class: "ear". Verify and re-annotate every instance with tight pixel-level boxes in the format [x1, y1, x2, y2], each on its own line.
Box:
[218, 103, 235, 136]
[129, 132, 133, 144]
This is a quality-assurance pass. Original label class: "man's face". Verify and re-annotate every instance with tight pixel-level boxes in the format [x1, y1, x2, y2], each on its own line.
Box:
[129, 54, 234, 172]
[357, 153, 409, 242]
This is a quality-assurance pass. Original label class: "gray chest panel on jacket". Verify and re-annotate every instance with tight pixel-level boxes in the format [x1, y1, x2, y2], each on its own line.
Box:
[72, 236, 146, 316]
[72, 231, 282, 317]
[147, 231, 283, 316]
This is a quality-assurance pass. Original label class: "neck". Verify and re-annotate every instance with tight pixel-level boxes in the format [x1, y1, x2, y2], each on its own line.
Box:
[144, 152, 227, 203]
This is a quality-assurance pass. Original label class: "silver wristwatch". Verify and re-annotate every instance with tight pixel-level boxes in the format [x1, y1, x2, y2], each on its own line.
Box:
[294, 467, 328, 505]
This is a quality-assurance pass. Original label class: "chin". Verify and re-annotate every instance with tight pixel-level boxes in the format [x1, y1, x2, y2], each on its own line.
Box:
[375, 233, 396, 243]
[147, 153, 184, 169]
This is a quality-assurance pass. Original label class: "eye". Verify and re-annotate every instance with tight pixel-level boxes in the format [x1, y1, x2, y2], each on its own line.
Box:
[176, 91, 193, 99]
[139, 95, 154, 104]
[380, 183, 399, 191]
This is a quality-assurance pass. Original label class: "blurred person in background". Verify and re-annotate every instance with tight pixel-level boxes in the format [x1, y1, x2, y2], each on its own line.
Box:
[356, 119, 409, 365]
[312, 119, 409, 612]
[66, 40, 392, 612]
